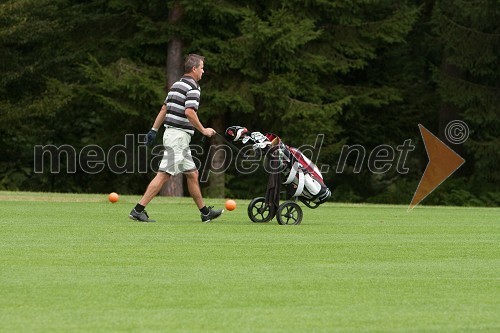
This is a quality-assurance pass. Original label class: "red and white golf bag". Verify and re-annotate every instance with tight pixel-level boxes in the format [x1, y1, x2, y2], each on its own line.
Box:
[225, 126, 331, 208]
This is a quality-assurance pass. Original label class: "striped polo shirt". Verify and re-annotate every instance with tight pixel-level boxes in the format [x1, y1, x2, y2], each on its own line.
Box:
[164, 76, 200, 135]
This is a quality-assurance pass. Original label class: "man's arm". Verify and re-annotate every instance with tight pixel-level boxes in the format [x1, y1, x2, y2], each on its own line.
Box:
[152, 104, 168, 130]
[145, 104, 167, 146]
[185, 108, 216, 137]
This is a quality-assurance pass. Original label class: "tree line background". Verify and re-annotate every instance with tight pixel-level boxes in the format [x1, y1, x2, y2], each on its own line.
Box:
[0, 0, 498, 206]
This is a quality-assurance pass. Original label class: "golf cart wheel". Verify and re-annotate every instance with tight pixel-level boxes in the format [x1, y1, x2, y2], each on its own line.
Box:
[276, 202, 303, 225]
[248, 197, 273, 223]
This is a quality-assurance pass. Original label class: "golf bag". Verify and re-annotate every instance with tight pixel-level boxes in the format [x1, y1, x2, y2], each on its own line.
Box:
[225, 126, 331, 225]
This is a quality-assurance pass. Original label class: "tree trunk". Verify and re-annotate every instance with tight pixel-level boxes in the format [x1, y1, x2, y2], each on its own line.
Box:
[206, 115, 226, 198]
[160, 3, 184, 197]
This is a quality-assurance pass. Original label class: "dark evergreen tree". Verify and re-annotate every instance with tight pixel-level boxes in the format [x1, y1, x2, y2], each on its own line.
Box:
[181, 0, 420, 199]
[429, 0, 500, 204]
[1, 0, 496, 206]
[0, 0, 167, 193]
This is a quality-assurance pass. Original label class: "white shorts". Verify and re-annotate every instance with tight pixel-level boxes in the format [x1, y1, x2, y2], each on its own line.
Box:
[158, 127, 196, 175]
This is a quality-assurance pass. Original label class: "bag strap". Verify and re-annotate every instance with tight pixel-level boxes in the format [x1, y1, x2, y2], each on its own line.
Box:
[283, 162, 305, 197]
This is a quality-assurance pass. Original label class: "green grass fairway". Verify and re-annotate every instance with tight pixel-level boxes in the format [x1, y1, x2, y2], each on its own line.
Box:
[1, 191, 499, 332]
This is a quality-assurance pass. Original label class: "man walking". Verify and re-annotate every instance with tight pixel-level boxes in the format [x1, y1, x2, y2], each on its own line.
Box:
[129, 54, 223, 223]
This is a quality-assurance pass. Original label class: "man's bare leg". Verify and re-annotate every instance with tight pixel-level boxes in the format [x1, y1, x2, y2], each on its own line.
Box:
[185, 170, 204, 209]
[185, 170, 224, 222]
[138, 171, 171, 206]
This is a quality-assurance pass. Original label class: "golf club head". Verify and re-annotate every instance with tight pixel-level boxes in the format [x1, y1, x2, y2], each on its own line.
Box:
[225, 126, 248, 142]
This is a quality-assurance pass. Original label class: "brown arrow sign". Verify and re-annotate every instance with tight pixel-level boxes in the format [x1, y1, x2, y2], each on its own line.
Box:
[408, 124, 466, 211]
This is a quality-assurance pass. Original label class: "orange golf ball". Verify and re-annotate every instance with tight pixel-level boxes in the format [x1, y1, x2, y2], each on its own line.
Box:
[108, 192, 119, 203]
[225, 199, 236, 211]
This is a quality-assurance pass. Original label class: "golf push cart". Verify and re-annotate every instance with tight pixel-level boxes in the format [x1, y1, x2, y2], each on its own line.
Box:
[225, 126, 331, 225]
